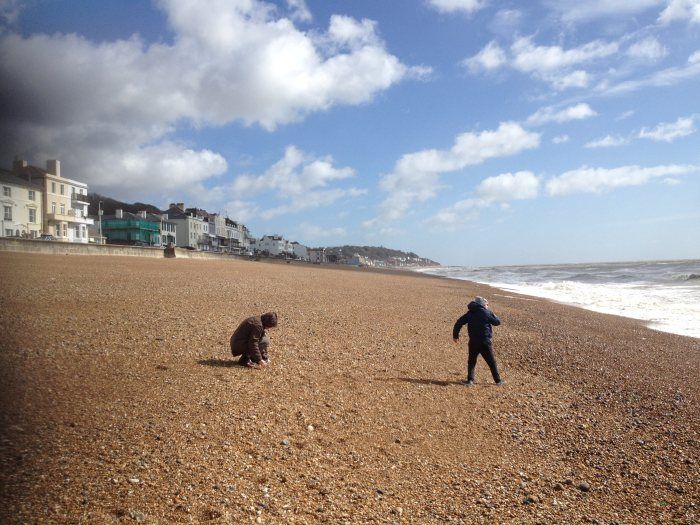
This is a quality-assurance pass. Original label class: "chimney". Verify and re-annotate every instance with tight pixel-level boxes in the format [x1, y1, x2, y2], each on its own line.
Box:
[177, 202, 184, 210]
[116, 209, 123, 219]
[139, 210, 147, 218]
[12, 157, 27, 172]
[46, 159, 61, 177]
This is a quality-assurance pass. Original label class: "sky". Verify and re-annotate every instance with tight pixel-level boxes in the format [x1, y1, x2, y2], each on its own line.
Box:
[0, 0, 699, 266]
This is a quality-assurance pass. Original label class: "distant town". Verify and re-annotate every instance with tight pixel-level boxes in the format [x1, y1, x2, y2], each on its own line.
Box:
[1, 158, 439, 268]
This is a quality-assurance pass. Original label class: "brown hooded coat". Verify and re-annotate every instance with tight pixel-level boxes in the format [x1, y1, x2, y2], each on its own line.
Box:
[230, 313, 276, 363]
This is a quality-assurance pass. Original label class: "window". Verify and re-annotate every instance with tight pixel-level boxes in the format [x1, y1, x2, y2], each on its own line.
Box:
[2, 186, 10, 197]
[51, 202, 56, 214]
[28, 190, 35, 201]
[28, 208, 36, 223]
[3, 206, 11, 220]
[51, 182, 56, 193]
[82, 226, 86, 239]
[4, 229, 12, 236]
[56, 224, 61, 237]
[60, 184, 64, 195]
[60, 203, 65, 215]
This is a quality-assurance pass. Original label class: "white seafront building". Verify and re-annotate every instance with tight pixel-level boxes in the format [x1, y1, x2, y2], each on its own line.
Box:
[7, 158, 93, 243]
[0, 167, 44, 239]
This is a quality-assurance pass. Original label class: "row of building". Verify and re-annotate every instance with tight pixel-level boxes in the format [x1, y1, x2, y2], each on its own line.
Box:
[1, 158, 327, 260]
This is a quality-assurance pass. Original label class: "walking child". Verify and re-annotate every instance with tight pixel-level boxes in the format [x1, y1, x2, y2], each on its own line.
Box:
[452, 297, 503, 386]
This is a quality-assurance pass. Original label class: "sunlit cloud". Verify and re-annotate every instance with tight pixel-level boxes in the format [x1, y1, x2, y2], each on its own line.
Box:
[527, 103, 597, 126]
[585, 134, 630, 148]
[546, 164, 699, 196]
[638, 116, 696, 142]
[366, 122, 540, 226]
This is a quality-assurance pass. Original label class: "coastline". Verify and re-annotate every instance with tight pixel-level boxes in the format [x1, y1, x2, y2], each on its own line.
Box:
[0, 252, 698, 524]
[415, 264, 700, 340]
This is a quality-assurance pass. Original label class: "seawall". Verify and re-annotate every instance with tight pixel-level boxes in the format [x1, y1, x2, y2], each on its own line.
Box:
[0, 238, 228, 259]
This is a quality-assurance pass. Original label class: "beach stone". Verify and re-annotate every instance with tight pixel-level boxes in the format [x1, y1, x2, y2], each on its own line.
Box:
[578, 482, 590, 492]
[281, 438, 290, 446]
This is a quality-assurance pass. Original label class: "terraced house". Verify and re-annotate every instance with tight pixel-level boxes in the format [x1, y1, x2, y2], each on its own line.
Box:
[0, 167, 43, 239]
[10, 158, 93, 243]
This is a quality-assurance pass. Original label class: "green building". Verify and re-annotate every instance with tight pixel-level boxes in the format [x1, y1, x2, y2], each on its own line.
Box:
[101, 209, 163, 245]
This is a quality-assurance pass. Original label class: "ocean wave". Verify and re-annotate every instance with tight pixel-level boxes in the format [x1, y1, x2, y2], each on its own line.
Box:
[672, 273, 700, 282]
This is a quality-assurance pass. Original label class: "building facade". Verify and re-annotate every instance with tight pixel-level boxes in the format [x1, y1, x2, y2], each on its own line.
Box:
[11, 159, 93, 243]
[290, 241, 308, 260]
[0, 169, 43, 238]
[101, 209, 174, 246]
[308, 248, 327, 264]
[255, 235, 291, 256]
[163, 203, 207, 250]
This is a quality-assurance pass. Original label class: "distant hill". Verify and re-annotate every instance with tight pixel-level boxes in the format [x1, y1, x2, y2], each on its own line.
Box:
[323, 245, 439, 266]
[87, 193, 161, 216]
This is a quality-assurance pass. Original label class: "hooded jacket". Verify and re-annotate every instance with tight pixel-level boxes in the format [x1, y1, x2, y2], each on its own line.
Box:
[230, 315, 268, 363]
[453, 301, 501, 343]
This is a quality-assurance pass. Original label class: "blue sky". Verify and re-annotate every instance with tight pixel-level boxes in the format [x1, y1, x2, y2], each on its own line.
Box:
[1, 0, 699, 265]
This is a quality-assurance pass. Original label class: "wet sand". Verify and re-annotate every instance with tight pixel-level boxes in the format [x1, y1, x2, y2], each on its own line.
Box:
[0, 252, 698, 524]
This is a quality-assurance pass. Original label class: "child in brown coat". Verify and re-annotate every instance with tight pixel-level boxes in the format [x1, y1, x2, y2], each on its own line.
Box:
[230, 312, 278, 367]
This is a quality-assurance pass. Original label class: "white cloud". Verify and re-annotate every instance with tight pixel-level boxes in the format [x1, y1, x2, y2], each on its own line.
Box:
[638, 116, 696, 141]
[599, 59, 700, 95]
[0, 0, 419, 197]
[546, 164, 699, 196]
[551, 69, 590, 90]
[297, 223, 347, 239]
[627, 37, 668, 61]
[476, 171, 540, 202]
[427, 0, 486, 15]
[545, 0, 663, 23]
[658, 0, 700, 24]
[510, 36, 618, 74]
[616, 110, 636, 120]
[662, 178, 682, 185]
[490, 9, 523, 36]
[463, 41, 506, 72]
[286, 0, 312, 22]
[427, 171, 539, 228]
[221, 200, 260, 223]
[368, 122, 540, 225]
[527, 103, 597, 126]
[225, 146, 365, 219]
[585, 134, 630, 148]
[425, 198, 490, 228]
[552, 134, 570, 144]
[689, 50, 700, 63]
[465, 36, 617, 88]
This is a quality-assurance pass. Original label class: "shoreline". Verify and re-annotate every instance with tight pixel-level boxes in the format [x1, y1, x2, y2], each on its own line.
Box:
[1, 252, 698, 524]
[414, 265, 700, 340]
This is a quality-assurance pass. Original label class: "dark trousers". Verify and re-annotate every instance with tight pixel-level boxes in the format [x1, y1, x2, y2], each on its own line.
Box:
[238, 335, 270, 366]
[467, 340, 501, 383]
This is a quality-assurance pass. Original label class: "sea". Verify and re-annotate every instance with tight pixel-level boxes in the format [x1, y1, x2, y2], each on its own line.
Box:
[418, 259, 700, 339]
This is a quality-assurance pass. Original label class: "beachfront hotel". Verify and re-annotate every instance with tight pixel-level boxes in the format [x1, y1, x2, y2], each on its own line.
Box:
[8, 158, 93, 243]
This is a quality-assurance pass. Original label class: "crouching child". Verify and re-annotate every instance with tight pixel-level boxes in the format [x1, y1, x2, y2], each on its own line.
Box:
[230, 312, 278, 368]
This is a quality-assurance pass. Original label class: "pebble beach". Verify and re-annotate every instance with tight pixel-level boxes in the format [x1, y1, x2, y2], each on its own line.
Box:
[0, 252, 698, 524]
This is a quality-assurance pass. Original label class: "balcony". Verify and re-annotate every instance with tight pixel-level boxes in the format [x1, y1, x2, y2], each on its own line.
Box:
[71, 193, 90, 204]
[46, 209, 94, 225]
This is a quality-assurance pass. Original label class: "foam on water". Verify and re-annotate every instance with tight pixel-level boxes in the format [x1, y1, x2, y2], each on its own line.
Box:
[418, 260, 700, 339]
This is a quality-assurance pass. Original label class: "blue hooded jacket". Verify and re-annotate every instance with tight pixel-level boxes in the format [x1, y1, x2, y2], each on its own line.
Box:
[453, 301, 501, 343]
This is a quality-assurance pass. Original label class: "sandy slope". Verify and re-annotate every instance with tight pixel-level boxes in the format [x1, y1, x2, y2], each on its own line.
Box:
[0, 252, 698, 524]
